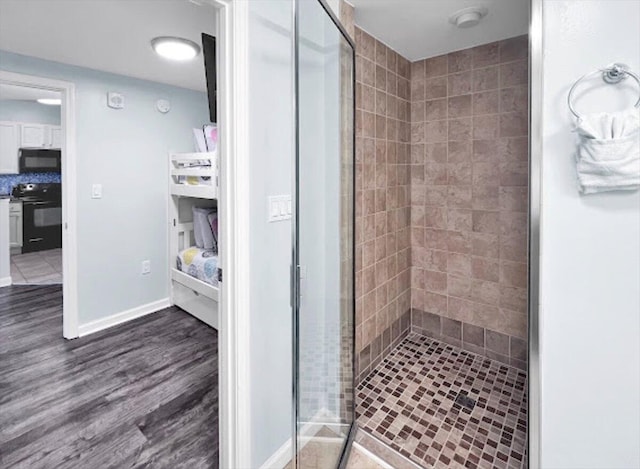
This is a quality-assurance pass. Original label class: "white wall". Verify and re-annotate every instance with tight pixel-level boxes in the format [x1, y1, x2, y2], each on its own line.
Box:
[0, 100, 61, 125]
[247, 1, 294, 466]
[0, 50, 209, 326]
[540, 1, 640, 467]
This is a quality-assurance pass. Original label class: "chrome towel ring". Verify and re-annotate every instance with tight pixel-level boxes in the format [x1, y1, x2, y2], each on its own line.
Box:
[568, 63, 640, 119]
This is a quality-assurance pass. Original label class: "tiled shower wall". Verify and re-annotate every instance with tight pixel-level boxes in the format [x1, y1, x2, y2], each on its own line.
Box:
[345, 0, 529, 380]
[409, 37, 529, 370]
[352, 12, 413, 381]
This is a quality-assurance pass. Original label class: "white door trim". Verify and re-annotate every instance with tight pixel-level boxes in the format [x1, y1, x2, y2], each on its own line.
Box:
[0, 70, 78, 339]
[208, 0, 252, 467]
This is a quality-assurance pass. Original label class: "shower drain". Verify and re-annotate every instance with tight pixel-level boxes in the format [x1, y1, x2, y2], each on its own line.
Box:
[454, 392, 476, 411]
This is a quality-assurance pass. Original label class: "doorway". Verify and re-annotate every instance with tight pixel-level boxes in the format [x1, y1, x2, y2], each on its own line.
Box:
[0, 71, 78, 338]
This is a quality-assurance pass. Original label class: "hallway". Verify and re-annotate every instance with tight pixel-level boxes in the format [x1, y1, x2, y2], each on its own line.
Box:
[0, 285, 218, 468]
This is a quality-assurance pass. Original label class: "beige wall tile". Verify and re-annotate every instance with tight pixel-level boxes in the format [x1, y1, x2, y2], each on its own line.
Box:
[357, 29, 529, 359]
[425, 55, 448, 78]
[355, 26, 413, 360]
[448, 48, 473, 73]
[448, 72, 473, 96]
[472, 42, 500, 68]
[472, 66, 499, 91]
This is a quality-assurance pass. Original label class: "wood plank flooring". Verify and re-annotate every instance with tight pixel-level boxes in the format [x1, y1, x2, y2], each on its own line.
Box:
[0, 285, 219, 469]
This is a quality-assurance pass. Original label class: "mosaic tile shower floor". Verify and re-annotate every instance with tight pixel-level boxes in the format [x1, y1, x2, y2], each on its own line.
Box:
[356, 333, 527, 469]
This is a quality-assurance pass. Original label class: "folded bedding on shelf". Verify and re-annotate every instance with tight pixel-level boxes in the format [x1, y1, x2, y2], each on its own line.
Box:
[176, 247, 218, 286]
[193, 206, 218, 251]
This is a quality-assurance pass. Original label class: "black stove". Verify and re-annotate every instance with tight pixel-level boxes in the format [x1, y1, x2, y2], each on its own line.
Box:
[11, 183, 62, 253]
[12, 183, 61, 201]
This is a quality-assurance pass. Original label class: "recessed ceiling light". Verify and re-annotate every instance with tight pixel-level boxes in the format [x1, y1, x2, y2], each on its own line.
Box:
[449, 6, 489, 29]
[151, 36, 200, 61]
[37, 98, 61, 106]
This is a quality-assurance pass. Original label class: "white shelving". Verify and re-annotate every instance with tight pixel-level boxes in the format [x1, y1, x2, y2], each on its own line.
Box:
[169, 151, 219, 329]
[169, 151, 218, 199]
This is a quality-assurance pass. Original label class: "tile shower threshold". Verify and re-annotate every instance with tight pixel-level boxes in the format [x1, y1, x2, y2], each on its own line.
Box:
[355, 427, 424, 469]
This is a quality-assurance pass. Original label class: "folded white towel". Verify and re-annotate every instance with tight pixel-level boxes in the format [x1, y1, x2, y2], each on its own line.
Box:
[575, 109, 640, 194]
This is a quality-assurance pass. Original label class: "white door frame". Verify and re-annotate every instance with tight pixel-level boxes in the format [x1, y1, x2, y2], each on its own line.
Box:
[207, 0, 251, 468]
[0, 70, 78, 339]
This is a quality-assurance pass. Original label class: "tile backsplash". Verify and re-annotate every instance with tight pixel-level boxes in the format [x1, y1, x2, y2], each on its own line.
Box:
[0, 173, 61, 195]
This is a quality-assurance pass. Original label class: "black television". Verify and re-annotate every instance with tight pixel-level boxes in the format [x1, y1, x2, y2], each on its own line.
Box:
[201, 33, 217, 123]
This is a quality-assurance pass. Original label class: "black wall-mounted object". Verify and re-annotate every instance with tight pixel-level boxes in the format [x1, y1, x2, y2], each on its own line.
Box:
[19, 149, 62, 174]
[201, 33, 217, 123]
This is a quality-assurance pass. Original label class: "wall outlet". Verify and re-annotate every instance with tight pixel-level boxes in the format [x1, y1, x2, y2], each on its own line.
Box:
[141, 260, 151, 275]
[268, 195, 292, 222]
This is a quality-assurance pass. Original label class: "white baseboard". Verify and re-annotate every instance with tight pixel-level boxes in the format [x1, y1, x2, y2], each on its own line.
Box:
[260, 438, 293, 469]
[0, 276, 11, 287]
[78, 297, 171, 337]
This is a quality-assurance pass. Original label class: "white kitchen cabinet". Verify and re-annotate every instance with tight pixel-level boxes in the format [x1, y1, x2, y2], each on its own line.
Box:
[9, 201, 22, 250]
[0, 122, 20, 174]
[50, 126, 62, 149]
[21, 123, 47, 148]
[20, 124, 61, 149]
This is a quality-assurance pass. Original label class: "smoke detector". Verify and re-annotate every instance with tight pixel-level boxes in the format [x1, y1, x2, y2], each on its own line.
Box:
[449, 6, 489, 28]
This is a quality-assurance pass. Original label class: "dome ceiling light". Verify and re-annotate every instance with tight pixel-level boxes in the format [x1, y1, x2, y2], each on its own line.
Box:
[151, 36, 201, 61]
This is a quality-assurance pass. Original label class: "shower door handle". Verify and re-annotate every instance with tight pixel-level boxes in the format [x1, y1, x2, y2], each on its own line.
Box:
[290, 264, 304, 309]
[290, 264, 300, 310]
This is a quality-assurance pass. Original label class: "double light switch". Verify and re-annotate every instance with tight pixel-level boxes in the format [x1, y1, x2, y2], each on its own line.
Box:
[268, 195, 292, 222]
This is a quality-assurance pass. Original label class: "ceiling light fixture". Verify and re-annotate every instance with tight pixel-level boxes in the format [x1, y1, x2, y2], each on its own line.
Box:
[449, 6, 489, 29]
[37, 98, 61, 106]
[151, 36, 200, 61]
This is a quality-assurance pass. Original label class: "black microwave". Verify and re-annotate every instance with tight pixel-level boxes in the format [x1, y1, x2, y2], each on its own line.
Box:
[19, 149, 62, 174]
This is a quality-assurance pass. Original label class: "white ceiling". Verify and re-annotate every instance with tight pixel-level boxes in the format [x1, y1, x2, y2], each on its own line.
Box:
[348, 0, 529, 61]
[0, 0, 216, 92]
[0, 84, 60, 101]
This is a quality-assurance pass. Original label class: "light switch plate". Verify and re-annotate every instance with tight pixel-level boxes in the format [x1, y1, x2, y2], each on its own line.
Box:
[92, 184, 102, 199]
[268, 195, 292, 222]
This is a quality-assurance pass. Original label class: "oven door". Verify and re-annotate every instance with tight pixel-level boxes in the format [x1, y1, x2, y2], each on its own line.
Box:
[22, 200, 62, 253]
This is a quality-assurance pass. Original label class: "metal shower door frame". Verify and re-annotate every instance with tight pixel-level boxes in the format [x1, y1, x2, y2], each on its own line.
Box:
[291, 0, 357, 467]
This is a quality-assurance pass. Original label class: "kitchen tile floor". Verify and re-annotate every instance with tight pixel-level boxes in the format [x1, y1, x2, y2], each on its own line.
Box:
[356, 333, 528, 469]
[10, 248, 62, 285]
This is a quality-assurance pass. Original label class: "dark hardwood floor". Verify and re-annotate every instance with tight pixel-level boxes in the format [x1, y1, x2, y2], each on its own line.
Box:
[0, 285, 218, 469]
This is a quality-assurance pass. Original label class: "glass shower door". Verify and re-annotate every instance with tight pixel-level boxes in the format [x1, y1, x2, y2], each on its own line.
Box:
[293, 0, 355, 467]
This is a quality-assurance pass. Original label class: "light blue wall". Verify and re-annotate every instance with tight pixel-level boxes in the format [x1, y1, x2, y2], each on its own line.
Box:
[0, 50, 209, 326]
[0, 100, 61, 125]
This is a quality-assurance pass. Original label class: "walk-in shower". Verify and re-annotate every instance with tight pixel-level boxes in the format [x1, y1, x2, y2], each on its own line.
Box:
[289, 0, 532, 467]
